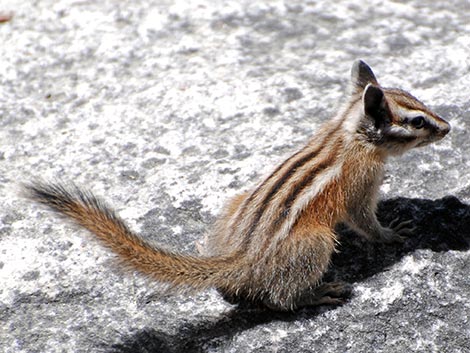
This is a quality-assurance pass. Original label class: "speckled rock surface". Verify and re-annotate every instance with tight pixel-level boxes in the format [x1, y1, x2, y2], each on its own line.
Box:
[1, 0, 469, 352]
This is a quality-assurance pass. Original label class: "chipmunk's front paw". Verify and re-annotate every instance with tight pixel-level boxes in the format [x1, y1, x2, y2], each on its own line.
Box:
[378, 217, 415, 243]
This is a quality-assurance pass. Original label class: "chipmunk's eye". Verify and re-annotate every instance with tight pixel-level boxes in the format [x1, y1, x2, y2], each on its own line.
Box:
[410, 116, 426, 129]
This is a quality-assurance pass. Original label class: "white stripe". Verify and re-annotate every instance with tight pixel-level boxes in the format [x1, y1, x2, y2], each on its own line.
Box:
[341, 103, 363, 137]
[395, 107, 425, 119]
[267, 161, 344, 252]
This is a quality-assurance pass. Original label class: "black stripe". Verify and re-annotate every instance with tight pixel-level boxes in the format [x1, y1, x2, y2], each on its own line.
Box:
[246, 148, 305, 208]
[241, 132, 341, 243]
[234, 101, 355, 245]
[226, 147, 305, 236]
[268, 137, 342, 238]
[280, 160, 332, 218]
[242, 147, 323, 239]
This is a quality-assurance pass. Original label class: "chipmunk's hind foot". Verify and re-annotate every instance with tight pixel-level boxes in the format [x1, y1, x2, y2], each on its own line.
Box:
[297, 281, 353, 307]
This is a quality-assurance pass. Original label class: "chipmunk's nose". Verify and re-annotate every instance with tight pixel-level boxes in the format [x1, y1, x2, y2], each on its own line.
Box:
[430, 114, 451, 138]
[438, 119, 451, 137]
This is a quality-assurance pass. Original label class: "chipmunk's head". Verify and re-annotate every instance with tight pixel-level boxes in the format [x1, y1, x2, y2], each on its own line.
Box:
[351, 60, 451, 155]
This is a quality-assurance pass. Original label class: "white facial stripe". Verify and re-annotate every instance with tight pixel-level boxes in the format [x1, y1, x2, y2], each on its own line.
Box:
[395, 107, 420, 118]
[395, 107, 440, 129]
[396, 107, 424, 120]
[383, 124, 418, 137]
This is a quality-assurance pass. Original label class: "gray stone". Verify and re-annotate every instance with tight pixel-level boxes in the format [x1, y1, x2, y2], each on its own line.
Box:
[1, 0, 469, 352]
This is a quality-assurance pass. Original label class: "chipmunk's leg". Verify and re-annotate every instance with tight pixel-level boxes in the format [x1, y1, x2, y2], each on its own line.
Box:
[346, 193, 414, 243]
[260, 226, 342, 311]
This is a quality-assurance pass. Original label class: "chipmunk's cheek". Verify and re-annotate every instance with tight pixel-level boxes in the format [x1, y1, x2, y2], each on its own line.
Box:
[416, 141, 430, 147]
[422, 132, 444, 145]
[417, 135, 438, 147]
[434, 130, 450, 141]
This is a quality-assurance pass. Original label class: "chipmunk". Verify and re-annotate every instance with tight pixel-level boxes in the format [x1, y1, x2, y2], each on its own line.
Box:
[25, 60, 450, 311]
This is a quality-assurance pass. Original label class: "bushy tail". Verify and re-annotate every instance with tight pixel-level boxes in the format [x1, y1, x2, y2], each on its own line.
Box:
[24, 182, 239, 291]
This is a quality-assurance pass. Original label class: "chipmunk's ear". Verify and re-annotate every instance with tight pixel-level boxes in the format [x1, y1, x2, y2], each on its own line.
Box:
[351, 60, 379, 94]
[363, 83, 389, 127]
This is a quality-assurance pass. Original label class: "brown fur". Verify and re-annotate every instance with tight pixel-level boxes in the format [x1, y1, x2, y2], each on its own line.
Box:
[25, 61, 450, 311]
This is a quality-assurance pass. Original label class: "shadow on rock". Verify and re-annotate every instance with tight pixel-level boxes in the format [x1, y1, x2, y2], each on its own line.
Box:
[106, 195, 470, 353]
[107, 308, 302, 353]
[326, 195, 470, 283]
